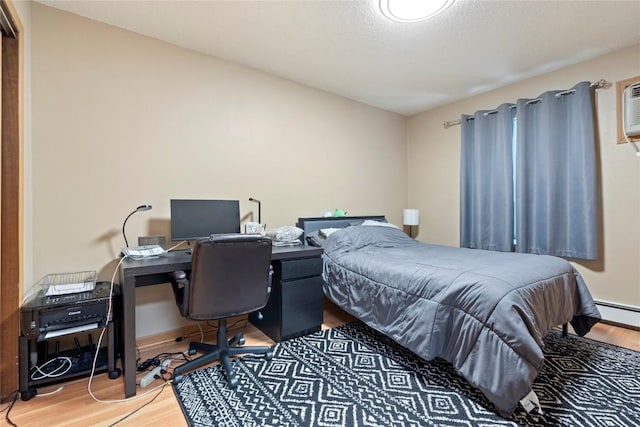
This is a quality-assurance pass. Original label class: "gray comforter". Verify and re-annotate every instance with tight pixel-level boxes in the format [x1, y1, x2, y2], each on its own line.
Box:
[321, 225, 601, 417]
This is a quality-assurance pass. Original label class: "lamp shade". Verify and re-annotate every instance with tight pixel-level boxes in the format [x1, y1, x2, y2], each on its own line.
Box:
[403, 209, 420, 226]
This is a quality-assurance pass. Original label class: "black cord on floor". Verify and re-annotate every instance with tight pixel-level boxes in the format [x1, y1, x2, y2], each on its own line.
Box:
[137, 351, 190, 372]
[107, 382, 166, 427]
[3, 390, 19, 427]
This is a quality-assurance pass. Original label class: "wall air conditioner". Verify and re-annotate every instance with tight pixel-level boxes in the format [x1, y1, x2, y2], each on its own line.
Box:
[624, 82, 640, 137]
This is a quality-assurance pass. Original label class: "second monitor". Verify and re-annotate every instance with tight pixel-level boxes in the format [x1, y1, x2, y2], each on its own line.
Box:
[170, 199, 241, 241]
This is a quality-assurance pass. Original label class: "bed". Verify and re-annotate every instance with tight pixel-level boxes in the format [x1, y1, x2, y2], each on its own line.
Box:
[296, 216, 601, 418]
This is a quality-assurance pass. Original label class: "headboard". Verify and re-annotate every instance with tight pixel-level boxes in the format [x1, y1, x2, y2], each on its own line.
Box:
[296, 215, 386, 244]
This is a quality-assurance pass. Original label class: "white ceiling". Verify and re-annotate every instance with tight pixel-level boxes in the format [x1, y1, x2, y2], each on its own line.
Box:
[36, 0, 640, 116]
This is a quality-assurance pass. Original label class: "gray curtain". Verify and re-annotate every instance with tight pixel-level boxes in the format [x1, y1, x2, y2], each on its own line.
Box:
[515, 81, 598, 260]
[460, 103, 515, 251]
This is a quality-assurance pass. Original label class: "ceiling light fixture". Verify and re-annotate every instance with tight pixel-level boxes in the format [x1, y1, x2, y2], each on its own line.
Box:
[380, 0, 454, 23]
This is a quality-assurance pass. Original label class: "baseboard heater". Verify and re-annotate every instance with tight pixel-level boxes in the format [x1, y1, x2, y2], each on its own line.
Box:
[594, 300, 640, 330]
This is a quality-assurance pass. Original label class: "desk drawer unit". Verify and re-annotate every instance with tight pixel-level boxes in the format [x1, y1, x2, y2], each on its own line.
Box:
[250, 256, 323, 342]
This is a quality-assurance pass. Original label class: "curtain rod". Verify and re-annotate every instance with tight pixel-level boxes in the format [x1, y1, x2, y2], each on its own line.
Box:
[442, 79, 611, 129]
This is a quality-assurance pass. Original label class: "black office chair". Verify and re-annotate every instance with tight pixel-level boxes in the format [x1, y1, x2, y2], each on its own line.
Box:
[170, 234, 274, 387]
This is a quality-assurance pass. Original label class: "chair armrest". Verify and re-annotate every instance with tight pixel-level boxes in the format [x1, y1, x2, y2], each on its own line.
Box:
[171, 270, 187, 282]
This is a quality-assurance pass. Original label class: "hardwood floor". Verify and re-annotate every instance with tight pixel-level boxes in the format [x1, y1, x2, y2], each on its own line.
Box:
[4, 301, 639, 427]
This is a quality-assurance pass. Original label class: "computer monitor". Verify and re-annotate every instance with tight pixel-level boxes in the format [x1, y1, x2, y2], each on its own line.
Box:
[170, 199, 241, 241]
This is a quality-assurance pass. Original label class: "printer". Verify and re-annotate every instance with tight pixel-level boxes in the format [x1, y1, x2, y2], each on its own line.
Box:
[20, 281, 118, 341]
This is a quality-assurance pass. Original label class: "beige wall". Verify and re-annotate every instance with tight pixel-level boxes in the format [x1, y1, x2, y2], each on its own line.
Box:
[408, 44, 640, 310]
[30, 4, 407, 337]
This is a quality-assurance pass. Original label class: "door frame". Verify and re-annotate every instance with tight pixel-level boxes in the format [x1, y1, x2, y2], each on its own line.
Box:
[0, 0, 22, 403]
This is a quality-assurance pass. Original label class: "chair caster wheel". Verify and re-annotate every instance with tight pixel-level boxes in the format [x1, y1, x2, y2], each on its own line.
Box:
[228, 377, 239, 389]
[265, 351, 274, 361]
[238, 337, 246, 346]
[108, 368, 122, 379]
[188, 349, 197, 356]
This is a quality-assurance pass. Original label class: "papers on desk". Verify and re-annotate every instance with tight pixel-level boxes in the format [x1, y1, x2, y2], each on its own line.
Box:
[121, 245, 166, 259]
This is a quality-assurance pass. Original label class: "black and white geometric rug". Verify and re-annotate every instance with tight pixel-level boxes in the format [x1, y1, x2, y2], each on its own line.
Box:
[172, 322, 640, 426]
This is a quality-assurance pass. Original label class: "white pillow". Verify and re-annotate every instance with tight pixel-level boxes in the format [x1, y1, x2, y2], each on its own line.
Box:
[360, 220, 400, 229]
[319, 228, 342, 238]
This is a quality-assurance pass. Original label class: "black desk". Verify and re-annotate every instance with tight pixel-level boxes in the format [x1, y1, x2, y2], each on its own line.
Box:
[118, 245, 323, 398]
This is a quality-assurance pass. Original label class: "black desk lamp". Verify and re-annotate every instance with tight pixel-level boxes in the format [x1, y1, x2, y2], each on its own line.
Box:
[122, 204, 152, 247]
[249, 197, 261, 224]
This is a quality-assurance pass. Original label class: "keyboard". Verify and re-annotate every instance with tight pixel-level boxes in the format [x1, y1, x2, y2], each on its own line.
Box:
[121, 245, 166, 259]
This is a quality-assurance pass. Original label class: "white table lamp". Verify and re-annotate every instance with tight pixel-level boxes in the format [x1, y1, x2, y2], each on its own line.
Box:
[403, 209, 420, 238]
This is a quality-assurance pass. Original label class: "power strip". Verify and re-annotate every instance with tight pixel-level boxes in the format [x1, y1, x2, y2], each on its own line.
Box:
[140, 359, 172, 388]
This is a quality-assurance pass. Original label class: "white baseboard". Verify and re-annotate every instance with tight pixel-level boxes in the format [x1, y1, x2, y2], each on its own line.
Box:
[594, 300, 640, 328]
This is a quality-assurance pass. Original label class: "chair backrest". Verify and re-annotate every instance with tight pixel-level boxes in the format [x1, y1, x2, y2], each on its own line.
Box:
[187, 234, 273, 320]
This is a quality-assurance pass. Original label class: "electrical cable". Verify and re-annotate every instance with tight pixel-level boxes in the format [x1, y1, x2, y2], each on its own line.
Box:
[137, 351, 188, 373]
[2, 390, 18, 427]
[34, 385, 64, 397]
[29, 356, 73, 380]
[106, 382, 167, 427]
[87, 256, 173, 404]
[166, 240, 188, 252]
[0, 390, 18, 414]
